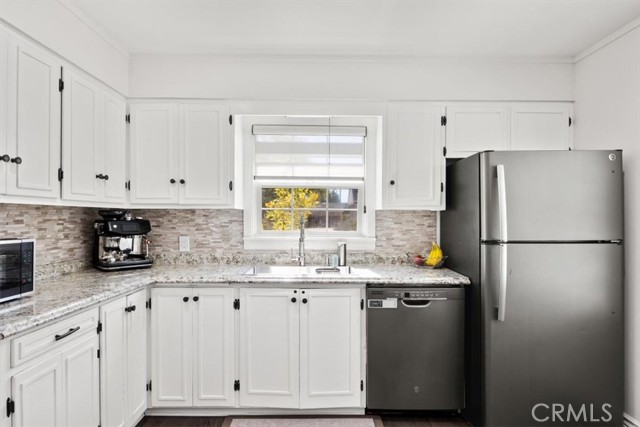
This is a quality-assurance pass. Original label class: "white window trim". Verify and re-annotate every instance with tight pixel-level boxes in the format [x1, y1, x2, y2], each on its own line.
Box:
[241, 115, 379, 251]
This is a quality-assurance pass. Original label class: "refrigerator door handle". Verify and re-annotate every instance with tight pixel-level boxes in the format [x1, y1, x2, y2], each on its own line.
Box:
[497, 243, 508, 321]
[496, 164, 508, 242]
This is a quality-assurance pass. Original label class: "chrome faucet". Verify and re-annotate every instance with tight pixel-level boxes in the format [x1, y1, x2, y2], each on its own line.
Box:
[295, 214, 306, 266]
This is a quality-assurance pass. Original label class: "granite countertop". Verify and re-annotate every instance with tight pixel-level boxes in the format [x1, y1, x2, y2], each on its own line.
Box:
[0, 264, 469, 340]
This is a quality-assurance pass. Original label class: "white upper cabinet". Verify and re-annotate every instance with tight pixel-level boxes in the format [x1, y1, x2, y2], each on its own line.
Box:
[445, 105, 510, 158]
[385, 103, 445, 210]
[62, 69, 127, 203]
[130, 102, 233, 207]
[0, 27, 8, 195]
[130, 103, 180, 204]
[510, 103, 573, 151]
[444, 102, 573, 158]
[4, 31, 61, 199]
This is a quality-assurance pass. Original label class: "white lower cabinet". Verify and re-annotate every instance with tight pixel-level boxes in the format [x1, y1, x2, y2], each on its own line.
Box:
[150, 287, 235, 408]
[239, 288, 362, 409]
[10, 327, 100, 427]
[100, 289, 148, 427]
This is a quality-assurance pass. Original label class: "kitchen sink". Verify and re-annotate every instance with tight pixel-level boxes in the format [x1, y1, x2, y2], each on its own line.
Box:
[244, 265, 352, 277]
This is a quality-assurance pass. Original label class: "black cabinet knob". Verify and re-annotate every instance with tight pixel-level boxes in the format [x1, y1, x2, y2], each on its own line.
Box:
[390, 180, 395, 185]
[0, 155, 9, 163]
[103, 175, 109, 181]
[130, 305, 136, 311]
[183, 296, 189, 302]
[96, 174, 104, 179]
[170, 179, 176, 184]
[302, 298, 308, 304]
[193, 296, 199, 302]
[11, 157, 22, 165]
[179, 179, 185, 184]
[291, 297, 297, 303]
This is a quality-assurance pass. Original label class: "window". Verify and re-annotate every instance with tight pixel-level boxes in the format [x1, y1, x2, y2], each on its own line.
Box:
[242, 115, 378, 250]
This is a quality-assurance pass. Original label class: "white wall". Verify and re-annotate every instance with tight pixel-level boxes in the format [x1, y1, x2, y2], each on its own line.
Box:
[0, 0, 129, 95]
[575, 27, 640, 422]
[130, 54, 574, 101]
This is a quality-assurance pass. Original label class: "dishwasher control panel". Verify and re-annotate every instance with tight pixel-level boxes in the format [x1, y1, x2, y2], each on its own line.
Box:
[368, 289, 448, 300]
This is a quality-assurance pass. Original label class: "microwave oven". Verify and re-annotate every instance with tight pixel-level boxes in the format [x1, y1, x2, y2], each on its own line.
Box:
[0, 239, 35, 303]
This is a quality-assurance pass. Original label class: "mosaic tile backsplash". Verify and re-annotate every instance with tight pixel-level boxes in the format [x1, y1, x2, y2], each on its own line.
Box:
[0, 204, 437, 278]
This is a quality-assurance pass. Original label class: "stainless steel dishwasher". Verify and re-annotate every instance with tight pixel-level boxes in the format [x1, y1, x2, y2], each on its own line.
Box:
[366, 287, 464, 410]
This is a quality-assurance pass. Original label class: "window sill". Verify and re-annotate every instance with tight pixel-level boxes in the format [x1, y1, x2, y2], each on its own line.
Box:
[244, 236, 376, 251]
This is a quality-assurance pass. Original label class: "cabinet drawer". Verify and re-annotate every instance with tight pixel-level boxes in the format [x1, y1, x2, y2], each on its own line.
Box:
[11, 308, 99, 367]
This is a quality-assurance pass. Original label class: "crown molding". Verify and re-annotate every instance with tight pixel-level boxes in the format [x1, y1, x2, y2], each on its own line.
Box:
[575, 15, 640, 63]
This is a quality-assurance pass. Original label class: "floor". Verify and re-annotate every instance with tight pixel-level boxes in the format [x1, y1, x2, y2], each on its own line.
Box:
[136, 413, 471, 427]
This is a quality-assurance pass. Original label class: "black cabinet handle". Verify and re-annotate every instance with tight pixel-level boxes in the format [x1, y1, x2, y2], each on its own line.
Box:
[193, 296, 199, 302]
[96, 174, 104, 179]
[179, 179, 185, 184]
[11, 157, 22, 165]
[183, 296, 189, 302]
[55, 326, 80, 341]
[302, 298, 308, 304]
[0, 154, 9, 163]
[104, 175, 109, 181]
[170, 179, 176, 184]
[390, 180, 395, 185]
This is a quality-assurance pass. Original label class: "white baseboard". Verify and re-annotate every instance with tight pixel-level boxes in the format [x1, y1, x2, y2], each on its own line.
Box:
[625, 413, 640, 427]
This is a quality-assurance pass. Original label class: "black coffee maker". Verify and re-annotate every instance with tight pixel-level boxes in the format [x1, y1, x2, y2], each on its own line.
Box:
[93, 210, 153, 271]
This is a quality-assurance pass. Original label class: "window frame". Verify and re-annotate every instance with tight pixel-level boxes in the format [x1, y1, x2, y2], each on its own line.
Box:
[242, 115, 378, 251]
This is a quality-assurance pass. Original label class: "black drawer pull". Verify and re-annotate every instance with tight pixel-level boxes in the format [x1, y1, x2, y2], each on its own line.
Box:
[11, 156, 22, 165]
[0, 154, 9, 163]
[291, 297, 297, 303]
[55, 326, 80, 341]
[302, 298, 308, 304]
[193, 296, 199, 302]
[183, 296, 189, 302]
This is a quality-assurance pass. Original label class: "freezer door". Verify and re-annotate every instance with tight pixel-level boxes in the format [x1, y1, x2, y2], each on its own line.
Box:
[480, 150, 623, 241]
[480, 243, 623, 427]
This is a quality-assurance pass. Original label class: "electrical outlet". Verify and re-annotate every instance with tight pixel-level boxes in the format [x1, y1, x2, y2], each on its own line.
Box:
[179, 236, 190, 252]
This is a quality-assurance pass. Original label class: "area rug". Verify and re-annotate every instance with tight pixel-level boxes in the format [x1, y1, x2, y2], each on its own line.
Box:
[223, 416, 383, 427]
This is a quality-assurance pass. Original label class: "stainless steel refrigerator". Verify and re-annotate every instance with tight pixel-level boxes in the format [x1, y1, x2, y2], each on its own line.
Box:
[440, 150, 624, 427]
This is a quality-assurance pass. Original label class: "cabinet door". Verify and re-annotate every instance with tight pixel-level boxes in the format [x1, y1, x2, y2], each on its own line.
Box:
[126, 290, 148, 424]
[6, 34, 61, 198]
[192, 288, 235, 407]
[179, 104, 231, 205]
[150, 288, 192, 407]
[103, 92, 127, 202]
[385, 103, 445, 209]
[62, 70, 101, 201]
[445, 106, 510, 158]
[100, 297, 127, 427]
[300, 289, 361, 409]
[11, 356, 64, 427]
[0, 27, 8, 195]
[510, 104, 573, 151]
[239, 288, 299, 408]
[62, 334, 100, 427]
[130, 104, 179, 204]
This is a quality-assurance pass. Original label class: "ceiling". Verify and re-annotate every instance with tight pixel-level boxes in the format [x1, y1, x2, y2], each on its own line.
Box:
[67, 0, 640, 59]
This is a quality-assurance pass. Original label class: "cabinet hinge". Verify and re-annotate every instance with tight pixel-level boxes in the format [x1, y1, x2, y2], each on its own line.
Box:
[361, 299, 364, 310]
[363, 205, 367, 214]
[441, 182, 444, 192]
[146, 298, 151, 309]
[443, 146, 447, 157]
[58, 78, 64, 92]
[58, 168, 64, 182]
[233, 299, 240, 310]
[234, 380, 240, 391]
[6, 398, 15, 417]
[125, 114, 131, 124]
[229, 115, 233, 125]
[360, 380, 364, 391]
[146, 381, 152, 392]
[569, 116, 572, 127]
[229, 180, 233, 191]
[97, 349, 100, 359]
[125, 180, 131, 191]
[96, 321, 102, 334]
[441, 116, 447, 126]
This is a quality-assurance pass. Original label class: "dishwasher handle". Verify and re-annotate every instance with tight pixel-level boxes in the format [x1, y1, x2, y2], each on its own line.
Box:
[400, 298, 446, 308]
